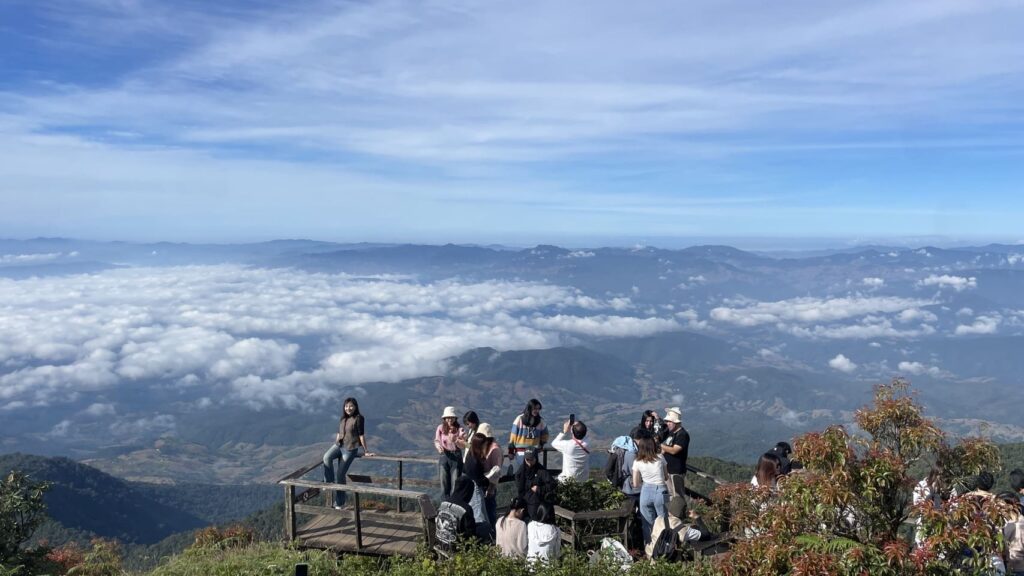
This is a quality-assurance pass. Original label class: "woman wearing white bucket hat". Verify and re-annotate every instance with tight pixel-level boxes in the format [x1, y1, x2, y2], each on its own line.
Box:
[435, 406, 463, 498]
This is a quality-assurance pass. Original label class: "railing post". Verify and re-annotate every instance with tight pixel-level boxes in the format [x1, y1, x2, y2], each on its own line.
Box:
[284, 484, 296, 542]
[353, 492, 363, 550]
[397, 460, 404, 513]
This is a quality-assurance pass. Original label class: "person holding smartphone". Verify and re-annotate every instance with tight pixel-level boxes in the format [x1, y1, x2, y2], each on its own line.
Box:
[551, 415, 590, 483]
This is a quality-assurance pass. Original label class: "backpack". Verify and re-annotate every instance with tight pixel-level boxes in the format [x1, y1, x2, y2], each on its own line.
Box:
[650, 516, 679, 561]
[604, 447, 627, 487]
[604, 436, 634, 487]
[435, 501, 466, 551]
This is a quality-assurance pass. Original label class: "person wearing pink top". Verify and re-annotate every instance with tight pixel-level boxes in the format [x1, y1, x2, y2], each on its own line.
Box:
[435, 406, 463, 498]
[473, 422, 504, 537]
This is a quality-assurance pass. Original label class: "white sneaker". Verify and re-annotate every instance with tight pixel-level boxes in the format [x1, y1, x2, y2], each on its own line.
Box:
[334, 505, 344, 510]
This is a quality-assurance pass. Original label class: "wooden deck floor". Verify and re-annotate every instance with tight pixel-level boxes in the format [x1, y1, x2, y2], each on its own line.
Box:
[295, 509, 425, 557]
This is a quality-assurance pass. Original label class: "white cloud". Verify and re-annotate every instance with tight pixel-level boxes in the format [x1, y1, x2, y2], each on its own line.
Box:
[109, 414, 177, 439]
[709, 295, 931, 327]
[0, 253, 63, 264]
[897, 361, 943, 377]
[0, 265, 680, 409]
[957, 307, 974, 317]
[917, 274, 977, 291]
[954, 315, 1000, 336]
[861, 277, 885, 288]
[530, 315, 681, 338]
[828, 354, 858, 373]
[896, 308, 938, 323]
[787, 319, 936, 340]
[566, 250, 595, 258]
[81, 402, 116, 417]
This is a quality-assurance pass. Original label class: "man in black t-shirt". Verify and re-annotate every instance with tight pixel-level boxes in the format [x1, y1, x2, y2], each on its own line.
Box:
[660, 407, 689, 498]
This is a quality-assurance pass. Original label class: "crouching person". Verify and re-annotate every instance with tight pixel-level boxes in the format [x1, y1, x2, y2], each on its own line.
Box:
[646, 496, 710, 560]
[435, 476, 477, 555]
[527, 503, 561, 566]
[496, 497, 529, 558]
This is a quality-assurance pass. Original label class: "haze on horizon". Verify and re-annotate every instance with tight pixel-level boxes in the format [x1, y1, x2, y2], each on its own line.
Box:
[2, 1, 1024, 244]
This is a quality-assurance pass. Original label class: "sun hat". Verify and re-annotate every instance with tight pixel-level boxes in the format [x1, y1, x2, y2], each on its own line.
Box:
[477, 422, 494, 438]
[664, 407, 682, 424]
[442, 406, 458, 419]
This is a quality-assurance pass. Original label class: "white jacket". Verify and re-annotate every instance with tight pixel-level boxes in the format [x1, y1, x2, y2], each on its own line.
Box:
[527, 522, 561, 565]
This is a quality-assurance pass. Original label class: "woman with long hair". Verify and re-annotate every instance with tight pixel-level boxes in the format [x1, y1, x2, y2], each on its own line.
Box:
[631, 410, 661, 439]
[496, 497, 529, 558]
[322, 397, 374, 509]
[509, 399, 548, 472]
[631, 434, 669, 545]
[464, 431, 499, 540]
[435, 406, 463, 498]
[477, 423, 503, 529]
[751, 452, 782, 489]
[460, 410, 480, 460]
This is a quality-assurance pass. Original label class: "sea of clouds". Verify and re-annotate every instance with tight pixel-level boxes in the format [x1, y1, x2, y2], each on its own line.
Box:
[0, 265, 694, 412]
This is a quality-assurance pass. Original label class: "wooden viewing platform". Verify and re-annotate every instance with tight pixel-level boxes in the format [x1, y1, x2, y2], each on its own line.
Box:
[278, 448, 728, 558]
[278, 454, 439, 557]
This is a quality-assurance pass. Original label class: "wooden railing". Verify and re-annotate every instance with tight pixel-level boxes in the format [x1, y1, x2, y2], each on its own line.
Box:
[278, 448, 731, 553]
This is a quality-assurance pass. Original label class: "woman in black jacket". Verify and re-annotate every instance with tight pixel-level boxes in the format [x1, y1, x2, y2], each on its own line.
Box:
[515, 448, 557, 520]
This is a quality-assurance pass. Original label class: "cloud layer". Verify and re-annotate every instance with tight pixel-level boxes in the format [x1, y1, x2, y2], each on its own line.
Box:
[0, 265, 681, 410]
[709, 296, 938, 339]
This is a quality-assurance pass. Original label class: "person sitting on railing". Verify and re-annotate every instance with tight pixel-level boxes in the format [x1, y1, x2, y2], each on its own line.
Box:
[435, 406, 463, 498]
[436, 475, 478, 554]
[516, 448, 557, 521]
[552, 418, 590, 483]
[322, 397, 374, 510]
[527, 503, 561, 566]
[496, 497, 529, 558]
[509, 399, 548, 473]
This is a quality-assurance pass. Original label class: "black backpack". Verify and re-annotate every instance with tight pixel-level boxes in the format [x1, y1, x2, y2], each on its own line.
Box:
[650, 516, 679, 561]
[604, 442, 628, 487]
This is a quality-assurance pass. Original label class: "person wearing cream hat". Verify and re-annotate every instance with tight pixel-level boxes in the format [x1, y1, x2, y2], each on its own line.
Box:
[435, 406, 463, 497]
[477, 422, 504, 532]
[660, 406, 690, 498]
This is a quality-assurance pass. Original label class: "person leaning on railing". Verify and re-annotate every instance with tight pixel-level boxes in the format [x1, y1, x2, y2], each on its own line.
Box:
[509, 399, 548, 473]
[434, 406, 463, 498]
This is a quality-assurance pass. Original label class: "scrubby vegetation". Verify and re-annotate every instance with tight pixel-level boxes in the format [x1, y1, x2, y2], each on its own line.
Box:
[4, 378, 1023, 575]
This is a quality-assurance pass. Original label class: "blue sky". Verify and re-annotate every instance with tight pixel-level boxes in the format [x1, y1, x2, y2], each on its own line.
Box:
[2, 0, 1024, 246]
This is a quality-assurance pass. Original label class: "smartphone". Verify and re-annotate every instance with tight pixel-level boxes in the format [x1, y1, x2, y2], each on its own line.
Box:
[569, 413, 575, 426]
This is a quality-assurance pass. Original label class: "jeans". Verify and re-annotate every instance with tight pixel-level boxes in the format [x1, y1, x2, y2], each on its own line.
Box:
[323, 444, 360, 507]
[438, 451, 463, 497]
[639, 483, 668, 544]
[469, 483, 494, 541]
[485, 493, 498, 528]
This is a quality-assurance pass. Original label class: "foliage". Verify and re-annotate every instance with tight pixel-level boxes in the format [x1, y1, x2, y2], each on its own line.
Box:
[707, 378, 1010, 576]
[554, 479, 624, 512]
[146, 540, 719, 576]
[66, 539, 123, 576]
[0, 471, 50, 568]
[190, 525, 255, 551]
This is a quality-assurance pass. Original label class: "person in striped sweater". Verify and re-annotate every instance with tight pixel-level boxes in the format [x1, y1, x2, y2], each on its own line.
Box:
[509, 398, 548, 473]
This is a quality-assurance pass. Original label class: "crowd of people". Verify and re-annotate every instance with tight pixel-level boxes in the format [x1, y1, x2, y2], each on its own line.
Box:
[913, 466, 1024, 575]
[321, 396, 1024, 570]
